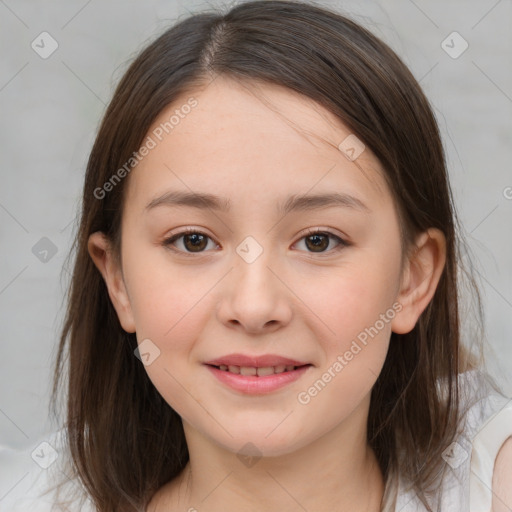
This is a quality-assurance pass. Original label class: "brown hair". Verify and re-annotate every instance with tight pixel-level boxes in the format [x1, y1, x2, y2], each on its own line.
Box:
[50, 1, 485, 510]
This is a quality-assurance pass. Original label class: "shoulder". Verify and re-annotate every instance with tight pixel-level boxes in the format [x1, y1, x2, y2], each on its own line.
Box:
[492, 435, 512, 512]
[464, 370, 512, 512]
[381, 370, 511, 512]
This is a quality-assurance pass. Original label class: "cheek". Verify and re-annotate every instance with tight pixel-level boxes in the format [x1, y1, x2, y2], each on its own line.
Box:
[125, 265, 216, 415]
[295, 268, 395, 420]
[292, 250, 400, 397]
[122, 240, 212, 342]
[298, 258, 400, 344]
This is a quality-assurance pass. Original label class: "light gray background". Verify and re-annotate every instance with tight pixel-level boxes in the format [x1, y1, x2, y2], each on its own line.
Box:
[1, 0, 511, 506]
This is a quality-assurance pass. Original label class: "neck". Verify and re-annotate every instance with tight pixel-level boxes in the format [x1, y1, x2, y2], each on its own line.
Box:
[150, 396, 384, 512]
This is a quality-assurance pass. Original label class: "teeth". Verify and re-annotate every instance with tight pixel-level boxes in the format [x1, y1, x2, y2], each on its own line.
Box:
[240, 366, 257, 376]
[256, 366, 275, 377]
[216, 364, 301, 376]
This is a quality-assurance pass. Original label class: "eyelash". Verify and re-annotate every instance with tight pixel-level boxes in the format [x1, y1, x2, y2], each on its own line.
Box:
[162, 227, 349, 255]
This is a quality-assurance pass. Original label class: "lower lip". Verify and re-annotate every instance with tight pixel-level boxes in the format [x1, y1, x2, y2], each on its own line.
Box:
[206, 365, 311, 394]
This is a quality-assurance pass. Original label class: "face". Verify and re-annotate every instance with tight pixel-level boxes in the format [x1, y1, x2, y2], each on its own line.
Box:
[104, 76, 408, 457]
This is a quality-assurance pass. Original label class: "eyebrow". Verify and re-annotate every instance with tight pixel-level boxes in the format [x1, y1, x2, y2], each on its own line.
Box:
[145, 190, 371, 214]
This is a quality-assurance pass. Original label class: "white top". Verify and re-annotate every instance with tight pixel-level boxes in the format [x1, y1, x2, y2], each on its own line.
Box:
[393, 369, 512, 511]
[1, 370, 510, 511]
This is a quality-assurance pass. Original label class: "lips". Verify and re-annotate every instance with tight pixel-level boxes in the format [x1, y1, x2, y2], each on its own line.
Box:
[204, 354, 312, 392]
[206, 362, 311, 394]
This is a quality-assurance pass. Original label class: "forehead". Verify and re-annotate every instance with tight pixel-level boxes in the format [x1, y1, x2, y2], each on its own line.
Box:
[125, 76, 391, 212]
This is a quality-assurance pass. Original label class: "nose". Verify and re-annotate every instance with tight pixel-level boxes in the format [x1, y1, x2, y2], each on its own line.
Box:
[216, 246, 293, 335]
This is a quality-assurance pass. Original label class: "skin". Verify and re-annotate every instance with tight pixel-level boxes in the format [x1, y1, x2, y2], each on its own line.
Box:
[89, 76, 447, 511]
[492, 436, 512, 511]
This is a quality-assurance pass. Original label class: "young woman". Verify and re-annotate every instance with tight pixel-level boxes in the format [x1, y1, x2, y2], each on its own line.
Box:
[45, 1, 512, 511]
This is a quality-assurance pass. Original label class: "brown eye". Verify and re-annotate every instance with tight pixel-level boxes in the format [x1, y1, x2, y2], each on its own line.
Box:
[295, 230, 347, 254]
[163, 230, 216, 253]
[305, 233, 330, 252]
[182, 233, 208, 252]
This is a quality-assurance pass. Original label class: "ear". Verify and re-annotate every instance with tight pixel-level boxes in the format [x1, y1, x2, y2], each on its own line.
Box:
[87, 231, 136, 333]
[391, 228, 446, 334]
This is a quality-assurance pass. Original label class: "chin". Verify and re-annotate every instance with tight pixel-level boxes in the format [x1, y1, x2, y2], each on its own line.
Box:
[204, 420, 313, 459]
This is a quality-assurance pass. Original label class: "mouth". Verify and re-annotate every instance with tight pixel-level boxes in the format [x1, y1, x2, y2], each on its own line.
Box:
[206, 363, 311, 377]
[204, 355, 313, 394]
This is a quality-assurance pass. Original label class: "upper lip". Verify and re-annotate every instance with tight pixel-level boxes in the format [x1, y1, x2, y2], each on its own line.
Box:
[204, 354, 310, 368]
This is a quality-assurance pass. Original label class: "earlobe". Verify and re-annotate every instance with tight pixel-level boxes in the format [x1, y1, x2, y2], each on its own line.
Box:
[391, 228, 447, 335]
[87, 231, 136, 333]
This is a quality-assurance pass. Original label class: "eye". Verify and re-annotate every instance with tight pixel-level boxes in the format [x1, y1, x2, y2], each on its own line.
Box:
[162, 228, 348, 255]
[163, 228, 218, 253]
[294, 229, 348, 253]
